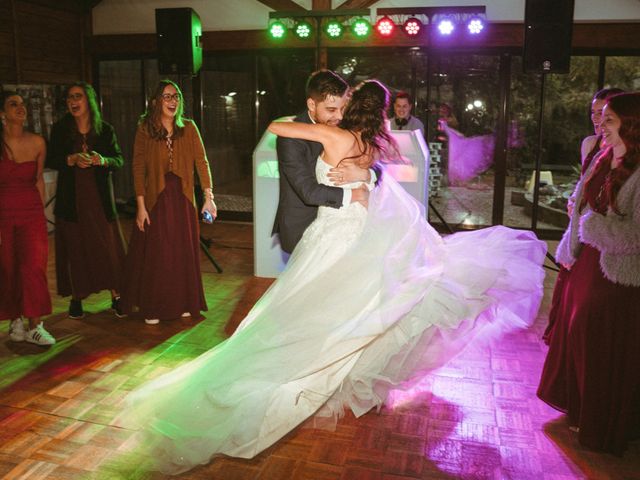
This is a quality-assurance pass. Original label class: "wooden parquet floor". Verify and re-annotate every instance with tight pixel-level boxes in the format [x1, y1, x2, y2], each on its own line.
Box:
[1, 221, 639, 479]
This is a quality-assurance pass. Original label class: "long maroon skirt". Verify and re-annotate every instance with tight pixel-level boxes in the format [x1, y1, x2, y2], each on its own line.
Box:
[121, 173, 207, 320]
[55, 168, 126, 299]
[537, 243, 640, 454]
[542, 266, 570, 345]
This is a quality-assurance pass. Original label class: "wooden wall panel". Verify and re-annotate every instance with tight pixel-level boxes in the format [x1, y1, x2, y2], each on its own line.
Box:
[0, 1, 17, 83]
[1, 0, 88, 85]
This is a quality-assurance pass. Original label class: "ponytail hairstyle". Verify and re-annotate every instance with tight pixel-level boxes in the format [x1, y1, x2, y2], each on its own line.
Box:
[583, 92, 640, 215]
[139, 79, 186, 140]
[339, 80, 399, 168]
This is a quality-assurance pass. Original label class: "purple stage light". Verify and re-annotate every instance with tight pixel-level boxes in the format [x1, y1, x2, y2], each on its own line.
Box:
[437, 19, 454, 36]
[467, 18, 484, 35]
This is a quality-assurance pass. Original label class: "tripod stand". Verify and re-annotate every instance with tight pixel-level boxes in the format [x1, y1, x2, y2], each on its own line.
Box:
[200, 235, 223, 273]
[428, 200, 454, 234]
[194, 185, 223, 273]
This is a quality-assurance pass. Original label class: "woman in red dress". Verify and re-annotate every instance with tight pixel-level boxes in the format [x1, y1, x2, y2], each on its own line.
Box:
[0, 91, 55, 346]
[47, 82, 126, 319]
[538, 92, 640, 454]
[543, 87, 624, 343]
[120, 80, 216, 324]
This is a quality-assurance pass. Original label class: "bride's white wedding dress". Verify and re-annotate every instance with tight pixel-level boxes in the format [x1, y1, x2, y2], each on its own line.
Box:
[119, 158, 546, 475]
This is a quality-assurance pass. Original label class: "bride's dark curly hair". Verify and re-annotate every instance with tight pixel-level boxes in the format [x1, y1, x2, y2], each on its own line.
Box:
[339, 80, 399, 168]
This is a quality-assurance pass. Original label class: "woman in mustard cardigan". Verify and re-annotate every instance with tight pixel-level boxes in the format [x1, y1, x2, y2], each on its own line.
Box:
[121, 80, 216, 324]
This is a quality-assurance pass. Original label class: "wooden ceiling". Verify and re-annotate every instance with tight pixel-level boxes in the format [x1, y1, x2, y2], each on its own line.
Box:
[19, 0, 102, 13]
[255, 0, 379, 11]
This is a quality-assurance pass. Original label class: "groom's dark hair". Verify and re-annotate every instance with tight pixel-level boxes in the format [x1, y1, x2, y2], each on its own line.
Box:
[306, 70, 348, 102]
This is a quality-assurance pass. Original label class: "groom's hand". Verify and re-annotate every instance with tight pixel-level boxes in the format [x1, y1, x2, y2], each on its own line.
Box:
[351, 184, 369, 208]
[328, 160, 371, 186]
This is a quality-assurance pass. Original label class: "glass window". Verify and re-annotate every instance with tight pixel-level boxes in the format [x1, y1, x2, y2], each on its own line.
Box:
[99, 59, 144, 201]
[201, 54, 256, 197]
[604, 56, 640, 91]
[506, 55, 599, 232]
[424, 53, 501, 230]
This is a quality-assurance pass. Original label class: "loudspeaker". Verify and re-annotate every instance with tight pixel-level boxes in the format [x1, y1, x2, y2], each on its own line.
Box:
[523, 0, 575, 74]
[155, 8, 202, 75]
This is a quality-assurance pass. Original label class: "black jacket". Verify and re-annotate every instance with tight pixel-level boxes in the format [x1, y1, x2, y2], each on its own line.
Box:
[271, 112, 344, 254]
[46, 117, 124, 222]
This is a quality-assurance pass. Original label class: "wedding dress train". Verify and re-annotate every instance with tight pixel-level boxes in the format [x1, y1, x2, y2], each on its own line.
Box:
[118, 158, 546, 475]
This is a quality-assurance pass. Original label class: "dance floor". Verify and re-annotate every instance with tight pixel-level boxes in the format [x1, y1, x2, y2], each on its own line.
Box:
[1, 220, 639, 479]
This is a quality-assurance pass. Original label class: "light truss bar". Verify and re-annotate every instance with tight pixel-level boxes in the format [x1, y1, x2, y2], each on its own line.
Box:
[269, 9, 370, 19]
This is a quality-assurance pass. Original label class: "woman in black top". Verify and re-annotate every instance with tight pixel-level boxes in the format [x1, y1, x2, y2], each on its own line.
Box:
[47, 82, 126, 318]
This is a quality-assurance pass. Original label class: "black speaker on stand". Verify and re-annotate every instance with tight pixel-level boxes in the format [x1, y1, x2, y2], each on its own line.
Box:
[155, 8, 203, 75]
[524, 0, 574, 271]
[523, 0, 575, 74]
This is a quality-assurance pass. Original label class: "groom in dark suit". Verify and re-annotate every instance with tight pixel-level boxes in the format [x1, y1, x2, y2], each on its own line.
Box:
[273, 70, 374, 253]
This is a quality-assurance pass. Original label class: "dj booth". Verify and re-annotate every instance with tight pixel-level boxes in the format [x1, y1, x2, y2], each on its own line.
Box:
[252, 129, 430, 278]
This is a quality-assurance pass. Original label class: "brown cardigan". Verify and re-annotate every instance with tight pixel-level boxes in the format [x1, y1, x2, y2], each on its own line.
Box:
[133, 119, 212, 213]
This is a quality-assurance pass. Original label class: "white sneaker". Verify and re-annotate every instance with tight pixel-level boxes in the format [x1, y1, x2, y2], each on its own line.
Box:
[145, 318, 160, 325]
[181, 312, 190, 318]
[25, 323, 56, 346]
[9, 318, 26, 342]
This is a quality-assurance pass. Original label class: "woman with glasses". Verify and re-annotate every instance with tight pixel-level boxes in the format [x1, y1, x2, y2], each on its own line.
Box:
[47, 82, 126, 319]
[538, 92, 640, 454]
[120, 80, 216, 324]
[1, 91, 55, 345]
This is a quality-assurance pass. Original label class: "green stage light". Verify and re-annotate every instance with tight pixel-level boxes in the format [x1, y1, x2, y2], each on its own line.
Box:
[295, 21, 312, 39]
[269, 21, 286, 39]
[352, 18, 371, 38]
[325, 20, 343, 38]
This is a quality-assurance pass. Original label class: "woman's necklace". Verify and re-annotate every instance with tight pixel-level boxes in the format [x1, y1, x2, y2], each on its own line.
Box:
[165, 132, 174, 168]
[80, 132, 88, 153]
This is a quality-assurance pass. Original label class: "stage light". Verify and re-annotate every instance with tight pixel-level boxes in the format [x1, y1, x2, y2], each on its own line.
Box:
[467, 17, 484, 35]
[268, 21, 286, 39]
[402, 17, 422, 36]
[375, 16, 395, 37]
[437, 18, 455, 36]
[325, 20, 343, 38]
[294, 21, 312, 39]
[352, 18, 371, 38]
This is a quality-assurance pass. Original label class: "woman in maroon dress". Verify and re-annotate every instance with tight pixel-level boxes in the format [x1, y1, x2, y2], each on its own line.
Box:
[538, 92, 640, 454]
[120, 80, 216, 324]
[47, 82, 126, 319]
[543, 88, 624, 343]
[0, 91, 55, 345]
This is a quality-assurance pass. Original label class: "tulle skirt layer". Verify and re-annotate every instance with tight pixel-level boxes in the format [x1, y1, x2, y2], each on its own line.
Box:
[117, 176, 546, 475]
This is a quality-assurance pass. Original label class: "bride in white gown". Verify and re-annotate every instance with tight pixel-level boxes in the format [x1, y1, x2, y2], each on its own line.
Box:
[118, 80, 546, 475]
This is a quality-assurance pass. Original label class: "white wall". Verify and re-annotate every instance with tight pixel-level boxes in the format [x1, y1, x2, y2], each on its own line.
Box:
[93, 0, 640, 35]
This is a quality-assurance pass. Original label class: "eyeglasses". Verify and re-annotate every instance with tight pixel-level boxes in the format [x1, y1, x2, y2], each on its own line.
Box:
[67, 93, 84, 101]
[161, 93, 181, 102]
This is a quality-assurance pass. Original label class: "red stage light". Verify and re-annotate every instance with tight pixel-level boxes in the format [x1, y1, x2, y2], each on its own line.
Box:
[403, 17, 422, 36]
[375, 16, 395, 37]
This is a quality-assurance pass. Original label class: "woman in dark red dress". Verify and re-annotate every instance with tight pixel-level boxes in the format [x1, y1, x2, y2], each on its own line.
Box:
[0, 91, 55, 346]
[47, 82, 126, 319]
[120, 80, 216, 325]
[538, 92, 640, 454]
[543, 87, 624, 343]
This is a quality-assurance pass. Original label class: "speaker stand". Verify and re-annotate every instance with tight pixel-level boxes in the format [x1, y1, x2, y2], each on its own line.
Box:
[532, 73, 560, 273]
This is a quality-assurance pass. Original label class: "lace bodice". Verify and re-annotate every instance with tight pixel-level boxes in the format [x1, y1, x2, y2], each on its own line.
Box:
[315, 157, 365, 221]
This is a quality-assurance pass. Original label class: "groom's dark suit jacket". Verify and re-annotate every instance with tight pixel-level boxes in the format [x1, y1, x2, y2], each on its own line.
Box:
[272, 111, 344, 254]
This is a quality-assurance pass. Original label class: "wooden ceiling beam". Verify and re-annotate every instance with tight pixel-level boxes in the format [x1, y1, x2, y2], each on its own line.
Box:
[256, 0, 307, 12]
[336, 0, 379, 9]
